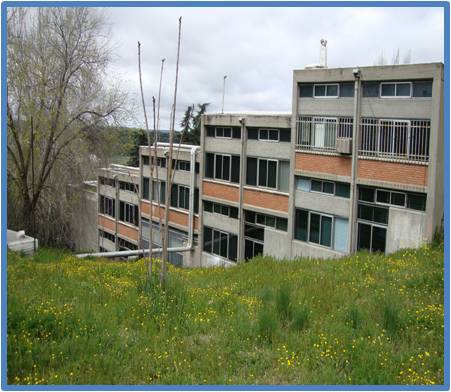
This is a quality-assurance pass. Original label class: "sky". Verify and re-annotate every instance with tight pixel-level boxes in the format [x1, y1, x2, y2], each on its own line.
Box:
[103, 6, 444, 130]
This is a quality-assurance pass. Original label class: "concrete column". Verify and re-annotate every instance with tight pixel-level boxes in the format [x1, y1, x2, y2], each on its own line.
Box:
[348, 69, 362, 253]
[238, 117, 247, 262]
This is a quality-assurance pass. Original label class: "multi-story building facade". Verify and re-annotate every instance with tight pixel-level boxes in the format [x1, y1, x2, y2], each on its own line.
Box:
[94, 62, 444, 267]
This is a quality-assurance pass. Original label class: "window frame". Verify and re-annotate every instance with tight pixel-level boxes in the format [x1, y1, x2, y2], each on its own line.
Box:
[256, 158, 279, 189]
[215, 127, 233, 139]
[379, 82, 413, 98]
[313, 83, 340, 98]
[294, 208, 335, 249]
[258, 128, 280, 142]
[212, 153, 233, 182]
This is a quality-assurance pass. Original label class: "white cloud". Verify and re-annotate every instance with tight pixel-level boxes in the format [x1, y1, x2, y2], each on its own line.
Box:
[102, 6, 444, 129]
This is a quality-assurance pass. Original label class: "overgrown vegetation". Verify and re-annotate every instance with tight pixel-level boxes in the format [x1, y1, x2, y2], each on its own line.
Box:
[7, 245, 444, 385]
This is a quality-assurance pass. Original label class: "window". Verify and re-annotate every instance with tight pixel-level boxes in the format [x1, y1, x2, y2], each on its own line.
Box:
[340, 82, 354, 97]
[171, 184, 190, 210]
[358, 204, 389, 224]
[245, 239, 264, 261]
[296, 176, 350, 198]
[205, 153, 240, 183]
[119, 201, 139, 226]
[258, 128, 279, 142]
[294, 209, 334, 248]
[313, 83, 339, 98]
[299, 83, 314, 97]
[99, 176, 115, 187]
[203, 226, 237, 262]
[244, 210, 288, 232]
[360, 186, 426, 211]
[118, 237, 138, 251]
[204, 200, 239, 219]
[119, 181, 138, 193]
[380, 82, 412, 98]
[246, 158, 289, 191]
[412, 81, 433, 97]
[173, 160, 191, 171]
[142, 178, 166, 203]
[215, 127, 232, 138]
[99, 196, 115, 218]
[143, 156, 166, 168]
[99, 229, 115, 243]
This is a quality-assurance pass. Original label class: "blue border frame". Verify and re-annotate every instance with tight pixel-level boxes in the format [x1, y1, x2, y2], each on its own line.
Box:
[1, 1, 449, 391]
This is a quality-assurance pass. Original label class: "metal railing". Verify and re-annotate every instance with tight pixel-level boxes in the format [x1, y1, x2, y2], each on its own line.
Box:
[296, 116, 430, 163]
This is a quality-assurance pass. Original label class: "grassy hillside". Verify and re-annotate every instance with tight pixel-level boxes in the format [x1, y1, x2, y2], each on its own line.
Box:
[7, 246, 444, 385]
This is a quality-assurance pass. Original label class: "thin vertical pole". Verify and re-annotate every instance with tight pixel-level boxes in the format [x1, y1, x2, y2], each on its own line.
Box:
[221, 75, 227, 114]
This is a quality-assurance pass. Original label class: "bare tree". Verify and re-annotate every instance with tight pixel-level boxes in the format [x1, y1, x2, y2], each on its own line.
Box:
[7, 8, 126, 242]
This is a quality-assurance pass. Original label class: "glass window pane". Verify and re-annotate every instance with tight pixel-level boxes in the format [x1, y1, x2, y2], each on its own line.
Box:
[267, 161, 277, 188]
[279, 129, 291, 142]
[357, 223, 372, 251]
[215, 155, 222, 179]
[214, 203, 221, 213]
[245, 225, 264, 241]
[407, 193, 426, 211]
[311, 180, 322, 192]
[278, 161, 290, 192]
[245, 239, 254, 260]
[232, 128, 241, 139]
[396, 83, 411, 97]
[222, 155, 230, 181]
[358, 204, 374, 221]
[320, 216, 332, 247]
[266, 216, 275, 227]
[323, 181, 334, 194]
[326, 84, 338, 97]
[376, 190, 391, 204]
[276, 218, 288, 232]
[269, 130, 279, 140]
[258, 159, 267, 187]
[381, 83, 395, 96]
[254, 242, 264, 257]
[372, 226, 387, 253]
[373, 206, 389, 224]
[335, 182, 350, 198]
[221, 205, 229, 216]
[295, 209, 308, 241]
[206, 127, 215, 137]
[314, 85, 326, 96]
[230, 207, 239, 219]
[213, 231, 221, 255]
[246, 158, 257, 186]
[362, 82, 379, 97]
[228, 235, 237, 261]
[231, 156, 240, 183]
[259, 129, 268, 140]
[223, 128, 232, 138]
[334, 217, 348, 252]
[299, 84, 313, 97]
[413, 81, 432, 97]
[248, 128, 258, 140]
[203, 227, 212, 252]
[256, 214, 266, 225]
[296, 177, 310, 192]
[204, 201, 213, 212]
[340, 82, 354, 97]
[391, 192, 406, 207]
[359, 187, 375, 202]
[220, 233, 228, 258]
[309, 213, 320, 244]
[245, 210, 256, 223]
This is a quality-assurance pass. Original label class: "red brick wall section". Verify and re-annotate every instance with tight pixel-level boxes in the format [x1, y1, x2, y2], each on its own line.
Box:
[243, 189, 289, 213]
[295, 153, 428, 187]
[358, 160, 428, 187]
[140, 201, 150, 215]
[295, 153, 351, 176]
[203, 181, 239, 203]
[168, 210, 189, 228]
[117, 222, 139, 241]
[98, 215, 115, 232]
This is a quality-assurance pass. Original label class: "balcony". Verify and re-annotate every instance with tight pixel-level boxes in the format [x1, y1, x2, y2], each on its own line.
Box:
[296, 116, 430, 164]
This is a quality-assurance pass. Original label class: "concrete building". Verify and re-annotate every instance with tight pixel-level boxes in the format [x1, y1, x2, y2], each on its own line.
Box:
[95, 62, 444, 267]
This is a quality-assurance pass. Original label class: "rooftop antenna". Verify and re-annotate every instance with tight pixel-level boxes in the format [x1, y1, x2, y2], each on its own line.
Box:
[221, 75, 227, 114]
[320, 38, 327, 67]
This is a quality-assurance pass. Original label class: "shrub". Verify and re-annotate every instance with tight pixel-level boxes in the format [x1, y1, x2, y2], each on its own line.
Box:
[257, 310, 278, 343]
[291, 306, 309, 332]
[276, 285, 292, 321]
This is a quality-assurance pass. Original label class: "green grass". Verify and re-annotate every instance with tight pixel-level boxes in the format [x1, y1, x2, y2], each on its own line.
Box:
[7, 245, 444, 385]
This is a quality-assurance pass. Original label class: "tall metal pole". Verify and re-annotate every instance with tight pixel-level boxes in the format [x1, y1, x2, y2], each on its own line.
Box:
[221, 75, 227, 114]
[348, 69, 362, 254]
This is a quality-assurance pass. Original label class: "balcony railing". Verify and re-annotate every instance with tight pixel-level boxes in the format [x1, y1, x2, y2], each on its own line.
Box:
[296, 116, 430, 163]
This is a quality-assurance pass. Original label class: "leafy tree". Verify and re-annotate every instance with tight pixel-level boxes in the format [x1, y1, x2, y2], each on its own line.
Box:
[179, 103, 209, 145]
[7, 8, 126, 244]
